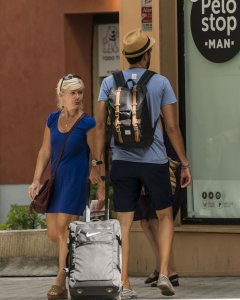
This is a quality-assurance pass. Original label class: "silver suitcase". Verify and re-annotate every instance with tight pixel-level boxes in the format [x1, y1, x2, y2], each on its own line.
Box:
[66, 181, 122, 300]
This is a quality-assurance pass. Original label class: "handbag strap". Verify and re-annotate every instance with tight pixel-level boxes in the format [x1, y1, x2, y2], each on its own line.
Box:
[51, 112, 86, 178]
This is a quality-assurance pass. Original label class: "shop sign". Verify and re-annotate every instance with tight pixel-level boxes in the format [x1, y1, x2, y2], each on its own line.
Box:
[190, 0, 240, 63]
[141, 0, 152, 31]
[98, 24, 119, 77]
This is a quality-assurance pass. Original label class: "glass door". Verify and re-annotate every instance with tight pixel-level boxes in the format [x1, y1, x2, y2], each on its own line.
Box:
[180, 0, 240, 222]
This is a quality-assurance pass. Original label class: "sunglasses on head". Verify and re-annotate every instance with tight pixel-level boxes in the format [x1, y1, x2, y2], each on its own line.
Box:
[60, 75, 82, 91]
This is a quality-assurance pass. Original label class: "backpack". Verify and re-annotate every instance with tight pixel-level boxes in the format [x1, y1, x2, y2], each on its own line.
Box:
[108, 70, 158, 148]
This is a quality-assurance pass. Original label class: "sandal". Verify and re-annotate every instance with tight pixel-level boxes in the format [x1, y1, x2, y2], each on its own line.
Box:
[47, 285, 68, 300]
[150, 273, 179, 287]
[144, 270, 159, 284]
[169, 274, 180, 286]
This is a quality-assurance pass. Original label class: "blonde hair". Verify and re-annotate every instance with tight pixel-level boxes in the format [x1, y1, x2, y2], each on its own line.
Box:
[56, 74, 85, 109]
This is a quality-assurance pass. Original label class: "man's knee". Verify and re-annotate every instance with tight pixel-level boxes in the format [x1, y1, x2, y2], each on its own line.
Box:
[117, 212, 134, 235]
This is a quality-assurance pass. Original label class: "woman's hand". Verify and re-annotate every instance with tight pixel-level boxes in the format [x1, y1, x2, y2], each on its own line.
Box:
[96, 182, 105, 210]
[28, 181, 41, 200]
[180, 167, 192, 188]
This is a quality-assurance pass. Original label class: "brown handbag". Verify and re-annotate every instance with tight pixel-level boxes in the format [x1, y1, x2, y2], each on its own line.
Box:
[29, 113, 86, 214]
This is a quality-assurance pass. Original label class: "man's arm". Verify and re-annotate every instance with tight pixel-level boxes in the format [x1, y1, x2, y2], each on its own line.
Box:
[89, 100, 107, 184]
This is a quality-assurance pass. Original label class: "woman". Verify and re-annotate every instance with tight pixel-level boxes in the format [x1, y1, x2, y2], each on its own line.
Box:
[134, 163, 182, 288]
[133, 118, 183, 288]
[28, 74, 99, 299]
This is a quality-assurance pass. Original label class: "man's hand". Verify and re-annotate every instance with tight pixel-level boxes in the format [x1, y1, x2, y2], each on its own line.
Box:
[96, 182, 105, 210]
[89, 166, 104, 184]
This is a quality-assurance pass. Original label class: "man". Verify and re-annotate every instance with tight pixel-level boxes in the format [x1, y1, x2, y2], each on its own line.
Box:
[90, 28, 191, 298]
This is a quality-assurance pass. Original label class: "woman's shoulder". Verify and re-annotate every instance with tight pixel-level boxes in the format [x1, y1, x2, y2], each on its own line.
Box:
[80, 113, 96, 130]
[47, 111, 60, 128]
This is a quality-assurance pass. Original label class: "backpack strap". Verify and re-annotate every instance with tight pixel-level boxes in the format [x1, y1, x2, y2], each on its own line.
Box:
[112, 71, 126, 87]
[137, 70, 156, 86]
[114, 87, 124, 144]
[138, 70, 158, 136]
[132, 85, 140, 142]
[131, 70, 156, 143]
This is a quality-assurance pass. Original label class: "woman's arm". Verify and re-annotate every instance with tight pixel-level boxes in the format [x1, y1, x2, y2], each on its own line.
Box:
[28, 126, 51, 199]
[161, 103, 192, 188]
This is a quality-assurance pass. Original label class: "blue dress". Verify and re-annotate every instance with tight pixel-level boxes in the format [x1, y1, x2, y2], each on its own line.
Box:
[46, 111, 96, 215]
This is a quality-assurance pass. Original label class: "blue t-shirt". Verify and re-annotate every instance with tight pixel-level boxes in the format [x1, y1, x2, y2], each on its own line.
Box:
[98, 69, 177, 164]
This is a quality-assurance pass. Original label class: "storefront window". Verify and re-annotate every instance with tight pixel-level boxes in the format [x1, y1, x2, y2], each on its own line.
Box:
[181, 0, 240, 222]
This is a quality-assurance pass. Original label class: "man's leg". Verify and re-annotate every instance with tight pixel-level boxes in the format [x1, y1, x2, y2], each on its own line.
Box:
[117, 211, 134, 290]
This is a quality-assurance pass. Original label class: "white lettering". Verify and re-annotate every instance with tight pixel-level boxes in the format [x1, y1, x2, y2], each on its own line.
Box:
[227, 16, 237, 36]
[221, 0, 226, 13]
[208, 38, 232, 48]
[217, 39, 223, 48]
[212, 0, 221, 14]
[202, 0, 237, 15]
[202, 0, 211, 14]
[208, 39, 216, 48]
[226, 0, 237, 13]
[209, 13, 216, 31]
[202, 17, 209, 31]
[224, 38, 231, 47]
[143, 7, 152, 13]
[201, 14, 237, 36]
[216, 16, 226, 32]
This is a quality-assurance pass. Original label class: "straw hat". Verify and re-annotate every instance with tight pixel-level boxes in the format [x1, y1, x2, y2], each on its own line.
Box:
[122, 28, 155, 58]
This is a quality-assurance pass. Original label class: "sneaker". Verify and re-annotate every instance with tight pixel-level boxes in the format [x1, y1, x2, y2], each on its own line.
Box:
[121, 288, 138, 299]
[151, 274, 179, 287]
[157, 274, 175, 296]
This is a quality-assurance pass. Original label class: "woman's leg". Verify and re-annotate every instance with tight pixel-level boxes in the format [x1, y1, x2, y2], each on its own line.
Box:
[168, 245, 178, 277]
[140, 219, 159, 272]
[56, 213, 79, 286]
[46, 213, 79, 294]
[46, 213, 59, 244]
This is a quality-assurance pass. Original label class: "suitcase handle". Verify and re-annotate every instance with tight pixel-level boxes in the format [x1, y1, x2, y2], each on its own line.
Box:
[86, 176, 110, 222]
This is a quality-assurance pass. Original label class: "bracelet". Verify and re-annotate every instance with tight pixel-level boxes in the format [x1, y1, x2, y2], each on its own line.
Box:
[181, 164, 190, 169]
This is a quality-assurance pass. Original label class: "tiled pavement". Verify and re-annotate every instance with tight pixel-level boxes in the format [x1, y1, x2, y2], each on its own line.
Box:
[0, 276, 239, 300]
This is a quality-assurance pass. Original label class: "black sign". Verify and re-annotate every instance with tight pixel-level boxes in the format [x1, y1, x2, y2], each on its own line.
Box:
[190, 0, 240, 63]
